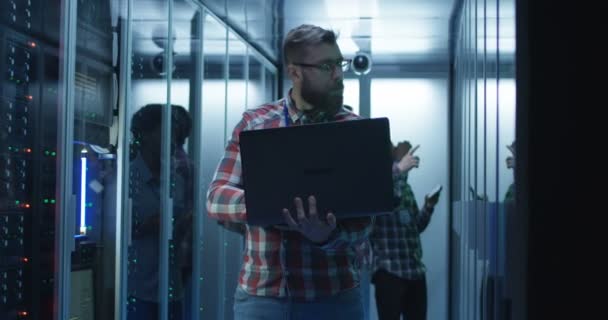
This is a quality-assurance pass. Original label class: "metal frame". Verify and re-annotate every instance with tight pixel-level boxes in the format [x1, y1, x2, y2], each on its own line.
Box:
[115, 0, 133, 319]
[186, 3, 206, 319]
[55, 0, 78, 319]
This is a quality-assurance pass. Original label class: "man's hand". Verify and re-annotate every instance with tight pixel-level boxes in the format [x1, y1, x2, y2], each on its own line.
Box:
[507, 143, 516, 156]
[397, 145, 420, 173]
[506, 156, 515, 169]
[506, 144, 515, 169]
[282, 196, 337, 244]
[424, 192, 440, 211]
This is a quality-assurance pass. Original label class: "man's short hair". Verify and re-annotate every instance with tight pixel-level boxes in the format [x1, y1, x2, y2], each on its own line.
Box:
[282, 24, 338, 65]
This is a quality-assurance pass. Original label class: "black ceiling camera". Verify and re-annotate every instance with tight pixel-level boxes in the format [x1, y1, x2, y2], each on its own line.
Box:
[351, 51, 372, 75]
[151, 51, 177, 76]
[151, 26, 177, 76]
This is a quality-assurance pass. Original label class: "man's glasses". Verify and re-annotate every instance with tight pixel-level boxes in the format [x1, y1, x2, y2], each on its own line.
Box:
[292, 59, 352, 73]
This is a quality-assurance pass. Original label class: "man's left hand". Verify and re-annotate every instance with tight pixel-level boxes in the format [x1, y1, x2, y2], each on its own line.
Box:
[424, 193, 440, 212]
[282, 196, 337, 244]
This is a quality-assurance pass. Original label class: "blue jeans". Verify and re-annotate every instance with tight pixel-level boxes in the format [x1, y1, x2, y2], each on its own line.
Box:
[233, 286, 364, 320]
[360, 268, 372, 320]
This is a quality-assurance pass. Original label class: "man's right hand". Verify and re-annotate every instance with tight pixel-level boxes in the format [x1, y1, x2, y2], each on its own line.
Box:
[282, 196, 337, 244]
[397, 145, 420, 173]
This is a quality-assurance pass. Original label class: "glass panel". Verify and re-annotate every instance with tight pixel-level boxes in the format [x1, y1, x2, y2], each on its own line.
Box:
[165, 2, 201, 320]
[227, 31, 247, 137]
[498, 0, 516, 204]
[219, 30, 247, 320]
[343, 79, 359, 115]
[496, 0, 516, 319]
[450, 0, 517, 318]
[204, 0, 227, 19]
[370, 78, 450, 320]
[226, 0, 246, 34]
[247, 53, 264, 108]
[475, 1, 488, 319]
[126, 0, 170, 318]
[66, 1, 115, 320]
[199, 13, 228, 320]
[465, 3, 474, 318]
[264, 67, 277, 102]
[245, 0, 279, 60]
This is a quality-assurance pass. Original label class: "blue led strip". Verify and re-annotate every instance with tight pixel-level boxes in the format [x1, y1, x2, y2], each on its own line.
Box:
[80, 149, 88, 235]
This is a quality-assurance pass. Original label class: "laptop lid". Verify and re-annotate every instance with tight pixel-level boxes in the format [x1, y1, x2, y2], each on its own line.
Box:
[240, 117, 394, 227]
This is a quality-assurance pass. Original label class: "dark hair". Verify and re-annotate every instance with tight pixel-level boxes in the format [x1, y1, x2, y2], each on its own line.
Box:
[282, 24, 338, 65]
[131, 104, 192, 146]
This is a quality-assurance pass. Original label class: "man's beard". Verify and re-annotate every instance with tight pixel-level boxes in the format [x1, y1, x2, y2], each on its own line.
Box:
[301, 78, 343, 123]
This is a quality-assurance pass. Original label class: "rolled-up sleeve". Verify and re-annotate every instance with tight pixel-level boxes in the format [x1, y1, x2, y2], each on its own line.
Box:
[206, 113, 251, 223]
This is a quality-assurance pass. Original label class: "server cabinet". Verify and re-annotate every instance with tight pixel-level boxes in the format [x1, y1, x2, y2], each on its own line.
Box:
[2, 1, 278, 319]
[1, 2, 61, 319]
[1, 0, 115, 319]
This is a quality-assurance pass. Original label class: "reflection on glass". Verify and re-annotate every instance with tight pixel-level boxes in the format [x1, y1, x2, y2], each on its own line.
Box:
[127, 0, 169, 318]
[227, 31, 248, 137]
[450, 0, 517, 319]
[125, 1, 202, 320]
[227, 0, 246, 31]
[67, 1, 114, 320]
[167, 2, 201, 320]
[199, 13, 228, 320]
[219, 30, 248, 320]
[127, 104, 193, 320]
[264, 68, 277, 102]
[248, 55, 264, 108]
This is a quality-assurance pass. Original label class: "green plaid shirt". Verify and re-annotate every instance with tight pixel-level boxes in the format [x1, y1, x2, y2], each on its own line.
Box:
[370, 164, 433, 280]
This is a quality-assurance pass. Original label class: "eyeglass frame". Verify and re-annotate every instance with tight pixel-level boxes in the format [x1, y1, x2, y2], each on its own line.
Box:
[291, 58, 352, 73]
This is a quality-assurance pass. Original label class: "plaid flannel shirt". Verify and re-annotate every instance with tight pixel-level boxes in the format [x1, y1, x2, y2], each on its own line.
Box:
[206, 94, 373, 301]
[369, 166, 433, 280]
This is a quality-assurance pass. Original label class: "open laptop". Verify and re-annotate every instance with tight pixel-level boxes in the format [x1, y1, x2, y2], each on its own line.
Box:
[239, 117, 395, 226]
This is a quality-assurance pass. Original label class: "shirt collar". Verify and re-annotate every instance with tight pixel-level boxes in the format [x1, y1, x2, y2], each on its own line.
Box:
[284, 89, 307, 124]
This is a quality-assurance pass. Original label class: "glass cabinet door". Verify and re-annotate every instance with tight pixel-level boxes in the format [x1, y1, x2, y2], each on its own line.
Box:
[1, 0, 116, 319]
[125, 0, 171, 317]
[449, 0, 517, 319]
[163, 2, 203, 320]
[123, 1, 204, 320]
[198, 13, 228, 320]
[2, 1, 278, 319]
[55, 0, 116, 319]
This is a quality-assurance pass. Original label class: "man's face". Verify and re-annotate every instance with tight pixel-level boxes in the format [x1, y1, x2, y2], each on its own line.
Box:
[298, 43, 344, 121]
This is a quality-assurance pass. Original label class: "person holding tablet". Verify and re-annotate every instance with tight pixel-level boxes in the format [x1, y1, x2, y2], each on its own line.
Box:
[369, 140, 441, 320]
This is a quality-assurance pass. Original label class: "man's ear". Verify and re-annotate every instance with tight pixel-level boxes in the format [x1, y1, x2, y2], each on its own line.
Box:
[286, 64, 301, 83]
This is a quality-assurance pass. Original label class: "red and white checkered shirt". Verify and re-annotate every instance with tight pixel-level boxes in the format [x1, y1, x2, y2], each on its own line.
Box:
[206, 95, 373, 301]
